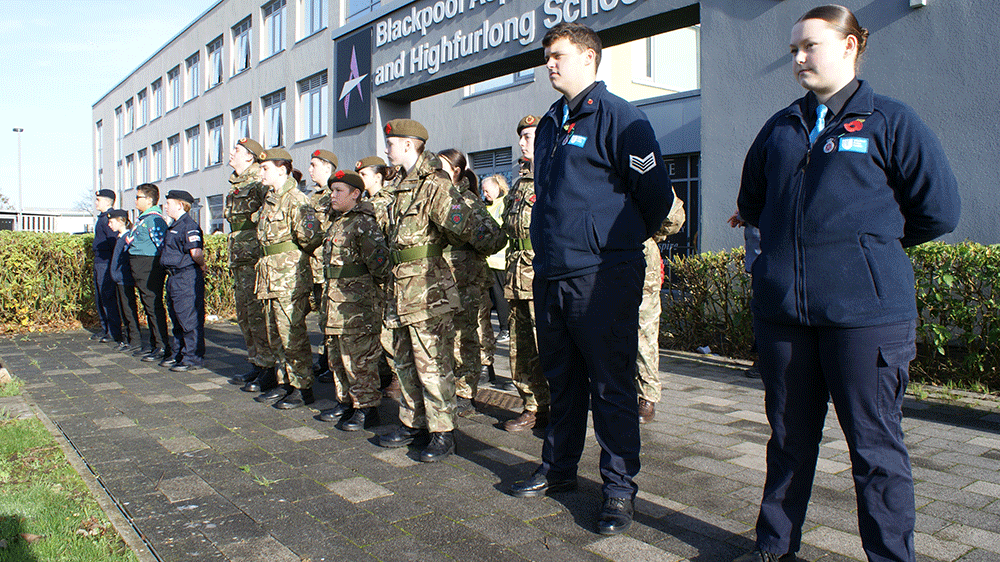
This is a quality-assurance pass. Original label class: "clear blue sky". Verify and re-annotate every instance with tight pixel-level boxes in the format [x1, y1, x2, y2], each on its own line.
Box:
[0, 0, 213, 212]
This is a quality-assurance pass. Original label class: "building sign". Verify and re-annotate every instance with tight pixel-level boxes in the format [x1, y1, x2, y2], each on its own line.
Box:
[335, 0, 696, 101]
[336, 27, 373, 131]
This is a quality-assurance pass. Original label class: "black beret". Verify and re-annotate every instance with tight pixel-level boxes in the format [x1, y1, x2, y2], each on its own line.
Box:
[165, 190, 195, 204]
[96, 189, 116, 200]
[107, 209, 129, 221]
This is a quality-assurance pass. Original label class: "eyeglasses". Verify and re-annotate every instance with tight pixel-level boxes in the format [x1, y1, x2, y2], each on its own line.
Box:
[136, 195, 149, 200]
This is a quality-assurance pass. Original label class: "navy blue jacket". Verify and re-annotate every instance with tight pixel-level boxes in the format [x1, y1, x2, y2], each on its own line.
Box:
[159, 213, 203, 271]
[737, 80, 960, 327]
[92, 210, 118, 263]
[531, 81, 675, 280]
[110, 234, 134, 286]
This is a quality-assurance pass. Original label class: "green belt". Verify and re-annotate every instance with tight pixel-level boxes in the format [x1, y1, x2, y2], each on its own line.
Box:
[228, 219, 256, 232]
[391, 244, 443, 264]
[263, 240, 297, 256]
[510, 238, 533, 251]
[324, 263, 369, 279]
[444, 243, 475, 253]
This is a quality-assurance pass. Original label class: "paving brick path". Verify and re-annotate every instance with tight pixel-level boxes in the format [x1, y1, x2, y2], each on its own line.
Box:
[1, 324, 998, 562]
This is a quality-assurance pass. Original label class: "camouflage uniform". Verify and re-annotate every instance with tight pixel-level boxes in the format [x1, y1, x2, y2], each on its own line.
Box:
[389, 151, 505, 433]
[369, 187, 398, 373]
[226, 164, 274, 368]
[502, 165, 550, 413]
[256, 177, 321, 390]
[309, 185, 333, 318]
[445, 177, 493, 402]
[323, 199, 391, 408]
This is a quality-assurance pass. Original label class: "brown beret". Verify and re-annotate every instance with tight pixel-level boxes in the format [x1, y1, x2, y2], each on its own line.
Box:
[384, 119, 428, 142]
[355, 156, 387, 171]
[311, 149, 338, 168]
[328, 169, 366, 192]
[237, 137, 264, 159]
[517, 115, 540, 135]
[259, 148, 292, 163]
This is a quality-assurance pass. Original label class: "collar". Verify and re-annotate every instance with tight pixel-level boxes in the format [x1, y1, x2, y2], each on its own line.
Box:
[271, 177, 298, 198]
[230, 163, 259, 185]
[790, 79, 874, 121]
[805, 78, 860, 120]
[550, 81, 606, 126]
[138, 205, 163, 219]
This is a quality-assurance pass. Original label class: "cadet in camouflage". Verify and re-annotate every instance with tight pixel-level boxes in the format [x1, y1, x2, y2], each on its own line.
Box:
[317, 170, 391, 431]
[254, 148, 323, 409]
[307, 149, 338, 377]
[225, 138, 275, 387]
[377, 119, 506, 463]
[501, 115, 550, 432]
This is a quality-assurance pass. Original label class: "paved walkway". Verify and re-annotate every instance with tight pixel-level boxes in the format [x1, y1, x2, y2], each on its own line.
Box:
[1, 323, 998, 562]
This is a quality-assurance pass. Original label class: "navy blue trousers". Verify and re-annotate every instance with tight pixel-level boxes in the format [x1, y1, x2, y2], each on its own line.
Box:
[93, 260, 121, 341]
[534, 261, 644, 499]
[754, 318, 917, 562]
[166, 266, 205, 366]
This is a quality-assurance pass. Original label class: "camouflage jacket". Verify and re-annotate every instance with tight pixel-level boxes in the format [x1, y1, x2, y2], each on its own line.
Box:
[444, 176, 492, 291]
[322, 200, 391, 335]
[255, 177, 321, 299]
[389, 151, 506, 326]
[651, 194, 686, 242]
[502, 169, 536, 300]
[368, 186, 400, 328]
[225, 164, 267, 267]
[309, 184, 333, 284]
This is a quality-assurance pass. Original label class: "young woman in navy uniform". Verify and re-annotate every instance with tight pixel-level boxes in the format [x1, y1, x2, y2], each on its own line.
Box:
[159, 190, 206, 372]
[735, 6, 960, 562]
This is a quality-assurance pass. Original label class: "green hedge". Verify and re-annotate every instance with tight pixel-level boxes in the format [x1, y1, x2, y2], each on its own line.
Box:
[661, 241, 1000, 393]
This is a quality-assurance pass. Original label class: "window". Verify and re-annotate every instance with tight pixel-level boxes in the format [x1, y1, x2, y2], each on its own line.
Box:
[632, 27, 700, 93]
[299, 0, 325, 38]
[262, 89, 286, 148]
[136, 89, 148, 127]
[207, 115, 224, 166]
[137, 148, 148, 183]
[125, 153, 135, 189]
[168, 134, 181, 177]
[117, 160, 124, 191]
[660, 153, 700, 257]
[262, 0, 285, 58]
[96, 121, 103, 188]
[151, 79, 163, 119]
[347, 0, 379, 22]
[232, 17, 252, 74]
[207, 36, 224, 88]
[207, 194, 225, 233]
[298, 72, 327, 140]
[185, 126, 200, 172]
[152, 141, 164, 181]
[232, 103, 252, 140]
[465, 69, 534, 98]
[186, 53, 200, 101]
[114, 106, 123, 160]
[124, 98, 134, 133]
[167, 66, 181, 110]
[470, 148, 514, 185]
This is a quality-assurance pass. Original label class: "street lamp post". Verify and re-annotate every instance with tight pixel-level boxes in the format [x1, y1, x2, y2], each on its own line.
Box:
[12, 128, 23, 231]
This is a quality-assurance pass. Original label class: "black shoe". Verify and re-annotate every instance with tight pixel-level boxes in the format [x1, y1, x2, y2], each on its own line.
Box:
[495, 378, 517, 392]
[341, 407, 378, 431]
[732, 550, 796, 562]
[170, 363, 193, 372]
[456, 397, 476, 417]
[89, 332, 104, 341]
[312, 360, 329, 375]
[378, 425, 429, 448]
[274, 387, 314, 409]
[242, 367, 276, 393]
[229, 365, 262, 385]
[744, 362, 761, 379]
[316, 371, 334, 384]
[481, 364, 496, 384]
[419, 431, 456, 462]
[115, 341, 130, 352]
[255, 384, 291, 404]
[100, 336, 114, 343]
[496, 330, 510, 343]
[597, 496, 633, 535]
[509, 469, 578, 498]
[318, 402, 353, 423]
[158, 358, 177, 368]
[120, 343, 142, 354]
[141, 348, 164, 362]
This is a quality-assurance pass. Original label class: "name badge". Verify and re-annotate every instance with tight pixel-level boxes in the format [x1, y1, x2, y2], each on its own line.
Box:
[567, 135, 588, 148]
[839, 137, 869, 153]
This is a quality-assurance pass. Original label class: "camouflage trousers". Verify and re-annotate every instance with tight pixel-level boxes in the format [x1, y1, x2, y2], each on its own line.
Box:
[395, 313, 457, 433]
[232, 263, 274, 367]
[510, 300, 550, 413]
[380, 323, 396, 374]
[453, 282, 485, 401]
[478, 297, 495, 367]
[326, 332, 382, 408]
[636, 279, 663, 403]
[263, 292, 314, 389]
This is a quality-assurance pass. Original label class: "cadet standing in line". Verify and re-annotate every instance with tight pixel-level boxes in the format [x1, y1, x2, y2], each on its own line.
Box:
[501, 115, 549, 432]
[438, 148, 492, 417]
[253, 149, 322, 409]
[159, 190, 206, 372]
[222, 138, 275, 389]
[129, 183, 170, 362]
[91, 189, 122, 344]
[107, 210, 142, 353]
[479, 173, 511, 381]
[376, 119, 505, 462]
[307, 149, 338, 381]
[315, 170, 391, 431]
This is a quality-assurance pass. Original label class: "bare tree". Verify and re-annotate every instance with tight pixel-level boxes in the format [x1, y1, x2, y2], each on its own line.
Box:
[0, 191, 13, 211]
[71, 187, 97, 218]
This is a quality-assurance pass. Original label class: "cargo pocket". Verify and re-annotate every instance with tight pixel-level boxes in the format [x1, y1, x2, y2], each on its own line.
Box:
[876, 345, 913, 419]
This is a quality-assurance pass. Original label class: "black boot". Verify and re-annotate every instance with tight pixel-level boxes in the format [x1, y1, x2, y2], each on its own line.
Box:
[378, 425, 429, 448]
[229, 364, 262, 385]
[341, 407, 379, 431]
[242, 367, 276, 393]
[420, 431, 456, 462]
[254, 383, 291, 404]
[275, 387, 314, 409]
[318, 402, 352, 423]
[377, 354, 393, 389]
[481, 364, 496, 384]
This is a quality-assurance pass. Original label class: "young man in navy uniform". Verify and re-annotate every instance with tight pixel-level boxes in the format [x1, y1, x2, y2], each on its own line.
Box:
[159, 190, 206, 372]
[91, 189, 122, 343]
[509, 22, 679, 536]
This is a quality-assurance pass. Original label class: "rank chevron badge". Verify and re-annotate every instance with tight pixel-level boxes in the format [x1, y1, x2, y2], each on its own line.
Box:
[629, 152, 657, 174]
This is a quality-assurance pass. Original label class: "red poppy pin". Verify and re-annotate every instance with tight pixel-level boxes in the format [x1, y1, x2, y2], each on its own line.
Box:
[385, 123, 392, 134]
[567, 123, 576, 135]
[844, 119, 864, 132]
[528, 194, 536, 204]
[335, 170, 345, 179]
[313, 150, 321, 157]
[587, 98, 593, 105]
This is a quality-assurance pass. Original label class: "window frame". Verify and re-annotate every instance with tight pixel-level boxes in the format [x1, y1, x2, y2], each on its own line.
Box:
[232, 103, 252, 141]
[150, 78, 163, 120]
[262, 0, 286, 59]
[207, 36, 224, 89]
[232, 17, 252, 75]
[185, 126, 201, 173]
[167, 134, 181, 178]
[185, 52, 201, 101]
[297, 72, 328, 141]
[261, 89, 286, 148]
[207, 115, 225, 167]
[167, 66, 181, 111]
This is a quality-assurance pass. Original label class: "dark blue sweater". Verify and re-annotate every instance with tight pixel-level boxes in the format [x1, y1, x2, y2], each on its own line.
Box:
[110, 234, 134, 286]
[531, 81, 675, 280]
[737, 80, 960, 327]
[92, 211, 118, 263]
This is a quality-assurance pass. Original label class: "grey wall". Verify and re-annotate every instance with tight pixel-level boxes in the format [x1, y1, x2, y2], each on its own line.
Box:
[699, 0, 1000, 253]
